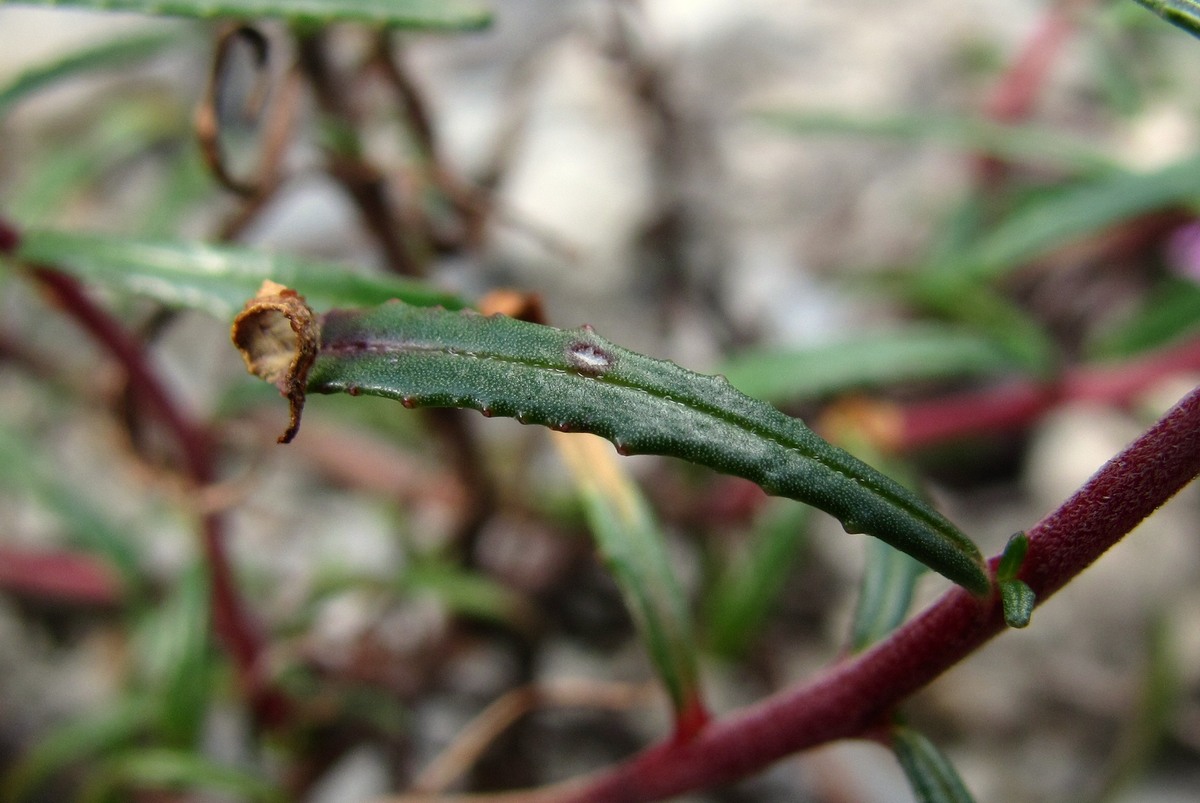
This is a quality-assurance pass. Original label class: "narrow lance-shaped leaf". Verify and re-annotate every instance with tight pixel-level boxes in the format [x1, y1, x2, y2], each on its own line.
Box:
[0, 30, 190, 116]
[0, 0, 491, 30]
[232, 288, 989, 594]
[556, 432, 705, 730]
[1133, 0, 1200, 39]
[719, 325, 1023, 406]
[756, 109, 1116, 174]
[851, 539, 925, 651]
[12, 229, 468, 320]
[961, 152, 1200, 282]
[891, 726, 977, 803]
[85, 748, 285, 803]
[704, 500, 810, 659]
[1, 698, 153, 801]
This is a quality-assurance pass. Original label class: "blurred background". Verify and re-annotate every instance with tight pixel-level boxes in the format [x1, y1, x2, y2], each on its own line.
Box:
[1, 1, 1199, 800]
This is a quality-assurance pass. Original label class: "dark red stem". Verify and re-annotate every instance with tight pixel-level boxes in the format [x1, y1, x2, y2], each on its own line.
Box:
[554, 383, 1200, 802]
[0, 546, 123, 607]
[29, 266, 288, 725]
[896, 336, 1200, 451]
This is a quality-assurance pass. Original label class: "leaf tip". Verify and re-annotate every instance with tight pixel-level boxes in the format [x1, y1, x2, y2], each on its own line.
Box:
[231, 280, 320, 443]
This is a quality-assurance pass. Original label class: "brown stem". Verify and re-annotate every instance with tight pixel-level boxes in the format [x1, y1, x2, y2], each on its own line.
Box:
[195, 25, 272, 197]
[295, 30, 423, 276]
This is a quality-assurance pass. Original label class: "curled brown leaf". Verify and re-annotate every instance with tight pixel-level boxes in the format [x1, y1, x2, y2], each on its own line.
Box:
[231, 280, 319, 443]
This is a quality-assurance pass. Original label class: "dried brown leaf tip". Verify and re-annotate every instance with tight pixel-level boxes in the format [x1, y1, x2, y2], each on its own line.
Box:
[477, 288, 546, 323]
[231, 280, 319, 443]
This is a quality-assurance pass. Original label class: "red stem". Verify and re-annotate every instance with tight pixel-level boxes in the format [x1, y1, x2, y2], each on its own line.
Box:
[975, 6, 1076, 182]
[550, 383, 1200, 802]
[29, 266, 288, 724]
[0, 546, 123, 606]
[896, 336, 1200, 451]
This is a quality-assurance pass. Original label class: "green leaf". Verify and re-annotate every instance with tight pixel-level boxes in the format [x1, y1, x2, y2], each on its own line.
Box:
[84, 748, 283, 803]
[851, 539, 926, 651]
[996, 532, 1029, 581]
[402, 560, 540, 633]
[0, 0, 491, 30]
[134, 563, 213, 746]
[705, 500, 810, 659]
[303, 303, 990, 594]
[0, 29, 189, 116]
[905, 277, 1057, 374]
[719, 326, 1022, 405]
[557, 433, 702, 720]
[999, 579, 1035, 628]
[8, 96, 190, 226]
[757, 109, 1117, 174]
[12, 229, 468, 319]
[1096, 616, 1179, 801]
[1091, 278, 1200, 358]
[0, 420, 143, 592]
[997, 532, 1035, 628]
[1133, 0, 1200, 38]
[962, 153, 1200, 281]
[891, 726, 977, 803]
[2, 699, 153, 802]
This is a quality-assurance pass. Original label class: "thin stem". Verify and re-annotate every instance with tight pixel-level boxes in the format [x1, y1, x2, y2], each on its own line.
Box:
[894, 336, 1200, 451]
[295, 30, 423, 276]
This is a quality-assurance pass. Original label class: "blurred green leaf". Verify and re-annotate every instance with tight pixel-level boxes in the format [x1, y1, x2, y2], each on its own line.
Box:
[9, 97, 189, 227]
[0, 421, 143, 591]
[1091, 278, 1200, 358]
[84, 748, 283, 803]
[961, 153, 1200, 281]
[0, 29, 189, 116]
[1133, 0, 1200, 39]
[719, 326, 1023, 405]
[852, 539, 926, 651]
[704, 500, 810, 659]
[135, 563, 213, 746]
[1096, 615, 1180, 801]
[2, 698, 153, 802]
[757, 109, 1117, 174]
[403, 560, 540, 633]
[557, 433, 702, 720]
[891, 725, 977, 803]
[906, 277, 1057, 374]
[13, 229, 469, 319]
[303, 304, 989, 593]
[0, 0, 491, 29]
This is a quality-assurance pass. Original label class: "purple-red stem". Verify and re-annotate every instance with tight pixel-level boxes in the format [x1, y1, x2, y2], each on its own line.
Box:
[544, 383, 1200, 802]
[28, 266, 288, 724]
[975, 6, 1075, 183]
[897, 336, 1200, 451]
[0, 546, 123, 607]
